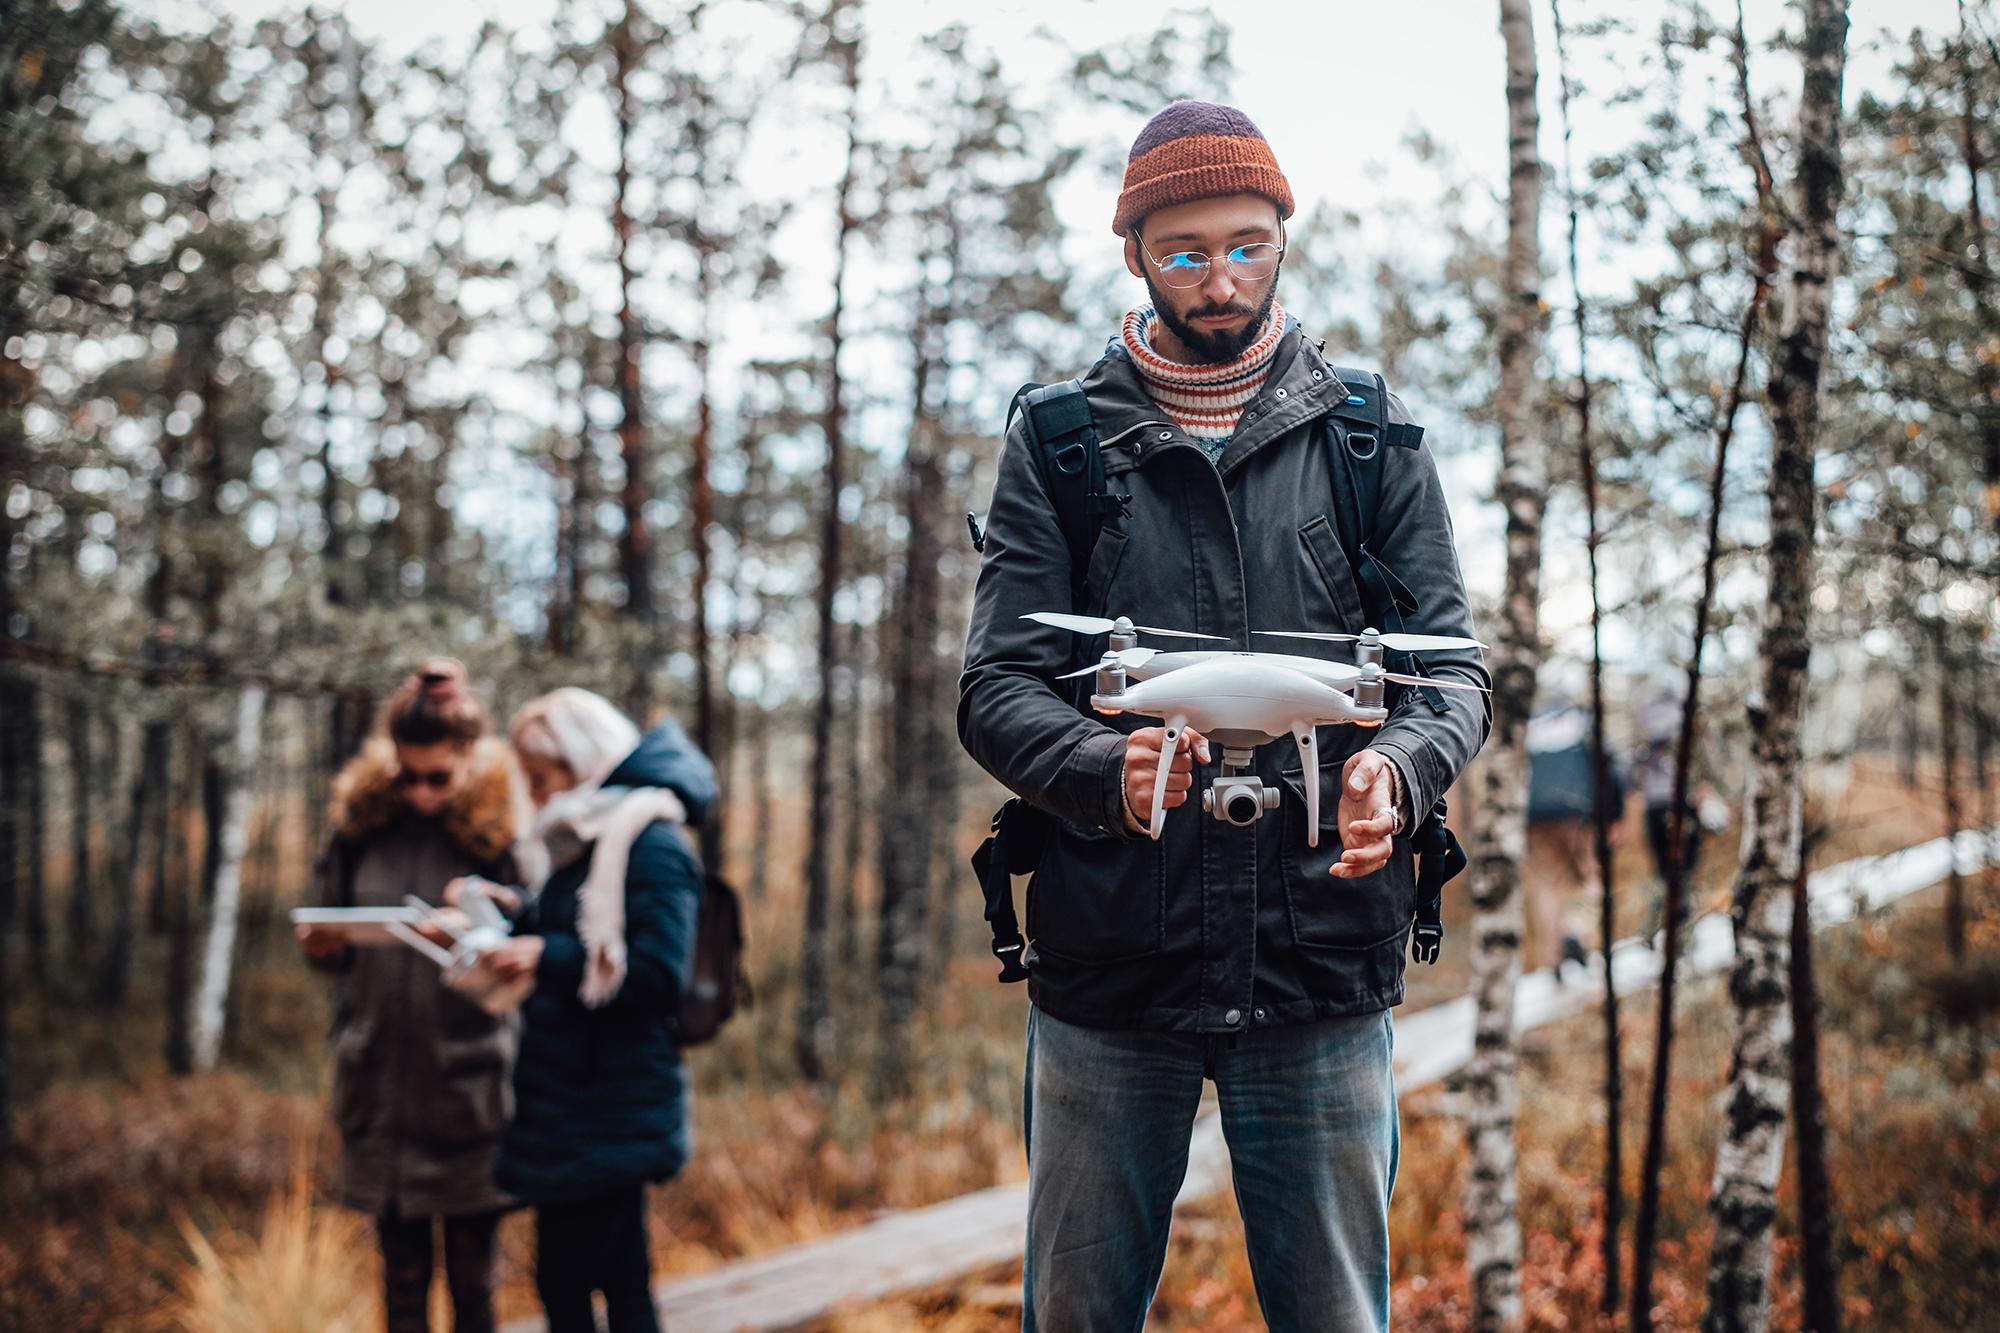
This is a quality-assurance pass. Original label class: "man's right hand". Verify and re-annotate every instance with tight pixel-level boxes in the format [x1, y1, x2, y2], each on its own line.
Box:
[1122, 725, 1210, 831]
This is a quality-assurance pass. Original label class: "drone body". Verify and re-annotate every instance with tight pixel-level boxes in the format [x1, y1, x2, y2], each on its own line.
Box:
[1103, 648, 1363, 689]
[1091, 656, 1383, 843]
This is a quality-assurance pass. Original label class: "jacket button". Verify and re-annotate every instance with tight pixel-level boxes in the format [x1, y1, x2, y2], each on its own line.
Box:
[1275, 388, 1289, 400]
[1312, 370, 1324, 380]
[1224, 1008, 1242, 1026]
[1253, 1007, 1268, 1022]
[1158, 430, 1173, 441]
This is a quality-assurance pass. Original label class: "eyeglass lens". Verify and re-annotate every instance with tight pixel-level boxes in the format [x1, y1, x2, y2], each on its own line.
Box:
[1153, 243, 1282, 289]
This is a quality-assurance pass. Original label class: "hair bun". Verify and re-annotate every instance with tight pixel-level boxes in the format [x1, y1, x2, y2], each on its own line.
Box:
[415, 658, 468, 697]
[381, 656, 488, 747]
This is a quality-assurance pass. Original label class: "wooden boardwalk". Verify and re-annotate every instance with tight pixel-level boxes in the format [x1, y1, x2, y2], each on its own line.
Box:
[503, 826, 1997, 1333]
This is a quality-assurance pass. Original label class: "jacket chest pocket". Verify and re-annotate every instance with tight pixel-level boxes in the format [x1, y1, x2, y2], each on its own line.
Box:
[1296, 515, 1368, 631]
[1027, 818, 1165, 965]
[1277, 762, 1414, 951]
[1084, 526, 1130, 618]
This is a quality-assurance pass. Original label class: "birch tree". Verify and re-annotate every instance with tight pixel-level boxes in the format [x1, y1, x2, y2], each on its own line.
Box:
[191, 686, 266, 1070]
[1464, 3, 1545, 1327]
[1627, 5, 1785, 1321]
[1702, 2, 1848, 1328]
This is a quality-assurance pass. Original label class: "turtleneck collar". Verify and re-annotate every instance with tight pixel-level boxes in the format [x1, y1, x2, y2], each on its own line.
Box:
[1120, 301, 1290, 460]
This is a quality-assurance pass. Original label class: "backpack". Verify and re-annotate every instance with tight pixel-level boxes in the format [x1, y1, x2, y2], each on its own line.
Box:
[967, 344, 1467, 975]
[671, 839, 752, 1046]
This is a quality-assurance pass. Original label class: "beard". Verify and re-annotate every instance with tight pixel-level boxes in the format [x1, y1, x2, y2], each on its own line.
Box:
[1142, 266, 1282, 364]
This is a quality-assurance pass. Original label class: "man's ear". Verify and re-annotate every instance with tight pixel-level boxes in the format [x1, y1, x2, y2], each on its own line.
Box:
[1123, 228, 1145, 280]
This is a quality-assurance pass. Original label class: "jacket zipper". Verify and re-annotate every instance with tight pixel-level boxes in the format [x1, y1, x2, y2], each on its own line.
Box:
[1119, 428, 1256, 1024]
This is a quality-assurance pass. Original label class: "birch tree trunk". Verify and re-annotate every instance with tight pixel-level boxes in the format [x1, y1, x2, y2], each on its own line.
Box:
[1790, 821, 1840, 1333]
[1702, 3, 1847, 1328]
[1634, 9, 1784, 1323]
[1465, 4, 1545, 1328]
[192, 686, 267, 1072]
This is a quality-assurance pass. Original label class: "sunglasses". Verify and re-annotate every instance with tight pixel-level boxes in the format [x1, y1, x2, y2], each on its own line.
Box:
[394, 767, 458, 791]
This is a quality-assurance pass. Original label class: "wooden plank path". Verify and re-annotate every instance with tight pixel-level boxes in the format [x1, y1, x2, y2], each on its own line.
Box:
[504, 825, 1998, 1333]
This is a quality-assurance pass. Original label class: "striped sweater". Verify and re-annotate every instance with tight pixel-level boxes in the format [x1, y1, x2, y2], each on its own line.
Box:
[1121, 301, 1289, 461]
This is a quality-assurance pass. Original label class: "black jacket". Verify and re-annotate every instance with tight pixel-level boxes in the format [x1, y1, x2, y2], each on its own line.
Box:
[957, 320, 1490, 1033]
[496, 718, 717, 1205]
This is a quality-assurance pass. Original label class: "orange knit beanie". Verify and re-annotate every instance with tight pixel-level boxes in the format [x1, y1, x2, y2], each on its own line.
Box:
[1112, 101, 1295, 238]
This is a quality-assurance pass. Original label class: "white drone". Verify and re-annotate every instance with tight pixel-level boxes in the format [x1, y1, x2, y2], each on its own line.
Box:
[291, 877, 528, 1013]
[1023, 611, 1488, 843]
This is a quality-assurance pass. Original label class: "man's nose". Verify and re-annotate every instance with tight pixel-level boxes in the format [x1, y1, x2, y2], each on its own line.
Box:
[1199, 263, 1238, 307]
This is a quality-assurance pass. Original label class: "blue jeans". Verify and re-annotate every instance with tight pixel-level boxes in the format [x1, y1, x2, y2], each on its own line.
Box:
[1022, 1005, 1399, 1333]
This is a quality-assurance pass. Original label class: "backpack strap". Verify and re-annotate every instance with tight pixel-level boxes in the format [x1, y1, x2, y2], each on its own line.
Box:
[1323, 357, 1464, 964]
[1009, 378, 1130, 613]
[969, 797, 1049, 983]
[1324, 364, 1448, 717]
[976, 379, 1126, 983]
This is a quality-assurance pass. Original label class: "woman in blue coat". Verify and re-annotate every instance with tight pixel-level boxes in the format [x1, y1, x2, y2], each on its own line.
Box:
[477, 687, 716, 1333]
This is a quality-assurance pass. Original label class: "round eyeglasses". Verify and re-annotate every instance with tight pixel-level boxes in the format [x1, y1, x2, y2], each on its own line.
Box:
[1139, 240, 1285, 289]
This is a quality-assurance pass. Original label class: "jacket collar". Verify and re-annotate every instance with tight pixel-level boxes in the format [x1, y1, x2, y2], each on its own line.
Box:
[1081, 318, 1349, 480]
[329, 735, 520, 863]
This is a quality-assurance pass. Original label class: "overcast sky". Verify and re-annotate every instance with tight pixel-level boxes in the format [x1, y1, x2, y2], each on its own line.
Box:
[184, 0, 1958, 212]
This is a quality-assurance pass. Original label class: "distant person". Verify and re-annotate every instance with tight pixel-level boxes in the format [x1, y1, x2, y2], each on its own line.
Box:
[1627, 686, 1726, 945]
[1525, 696, 1625, 976]
[485, 688, 717, 1333]
[296, 660, 527, 1333]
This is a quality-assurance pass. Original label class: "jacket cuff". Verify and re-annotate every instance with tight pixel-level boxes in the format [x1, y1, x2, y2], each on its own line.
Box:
[1368, 734, 1440, 829]
[1120, 764, 1149, 836]
[1077, 728, 1149, 840]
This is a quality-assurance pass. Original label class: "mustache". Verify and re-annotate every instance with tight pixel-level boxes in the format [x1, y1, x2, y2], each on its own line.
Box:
[1185, 303, 1256, 320]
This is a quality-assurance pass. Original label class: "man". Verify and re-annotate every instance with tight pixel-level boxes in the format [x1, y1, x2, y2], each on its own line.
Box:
[957, 102, 1491, 1332]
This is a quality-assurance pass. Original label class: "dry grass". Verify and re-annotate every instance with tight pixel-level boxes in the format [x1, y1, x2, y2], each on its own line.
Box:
[173, 1159, 376, 1333]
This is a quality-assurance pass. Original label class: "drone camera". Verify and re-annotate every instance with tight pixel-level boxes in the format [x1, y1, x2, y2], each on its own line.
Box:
[1204, 775, 1283, 829]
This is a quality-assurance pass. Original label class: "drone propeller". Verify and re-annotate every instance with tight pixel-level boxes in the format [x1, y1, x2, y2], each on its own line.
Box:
[1024, 611, 1228, 642]
[1255, 629, 1488, 652]
[1056, 647, 1160, 680]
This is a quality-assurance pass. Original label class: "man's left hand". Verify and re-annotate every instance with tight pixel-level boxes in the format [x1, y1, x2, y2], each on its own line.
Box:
[1331, 749, 1399, 879]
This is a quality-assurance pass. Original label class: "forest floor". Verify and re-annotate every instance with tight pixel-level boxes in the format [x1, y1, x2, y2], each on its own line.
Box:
[1, 755, 1993, 1329]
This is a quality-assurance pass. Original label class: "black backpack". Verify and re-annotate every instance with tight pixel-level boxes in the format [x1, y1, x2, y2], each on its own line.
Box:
[967, 344, 1467, 977]
[670, 833, 751, 1045]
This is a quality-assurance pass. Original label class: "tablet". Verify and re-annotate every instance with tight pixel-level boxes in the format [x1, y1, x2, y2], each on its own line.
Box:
[290, 906, 429, 945]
